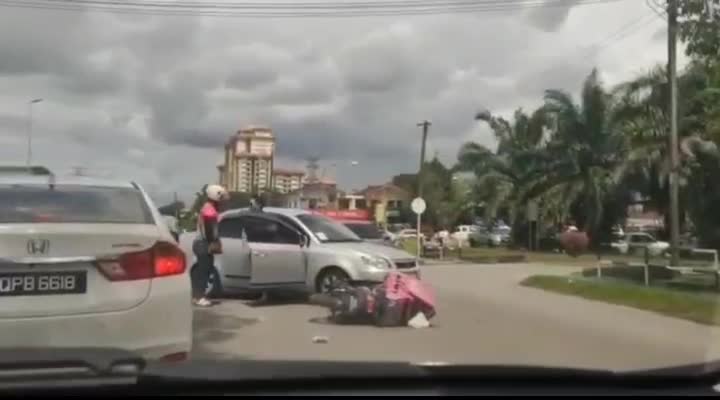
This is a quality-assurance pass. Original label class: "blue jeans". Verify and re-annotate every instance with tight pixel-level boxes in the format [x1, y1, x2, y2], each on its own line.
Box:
[191, 239, 214, 299]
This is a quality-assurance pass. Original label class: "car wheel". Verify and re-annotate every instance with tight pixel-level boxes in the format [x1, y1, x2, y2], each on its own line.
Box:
[316, 268, 350, 293]
[205, 267, 223, 299]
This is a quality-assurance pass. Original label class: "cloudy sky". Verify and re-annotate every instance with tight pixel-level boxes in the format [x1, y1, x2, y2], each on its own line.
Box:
[0, 0, 683, 205]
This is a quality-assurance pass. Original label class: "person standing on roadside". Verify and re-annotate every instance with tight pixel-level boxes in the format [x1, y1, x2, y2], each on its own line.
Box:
[192, 184, 228, 307]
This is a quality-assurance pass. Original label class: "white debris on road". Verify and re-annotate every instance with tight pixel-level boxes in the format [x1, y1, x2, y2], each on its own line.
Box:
[312, 336, 329, 344]
[408, 312, 430, 329]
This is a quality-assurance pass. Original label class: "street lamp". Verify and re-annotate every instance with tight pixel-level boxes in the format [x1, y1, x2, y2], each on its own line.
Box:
[26, 98, 43, 167]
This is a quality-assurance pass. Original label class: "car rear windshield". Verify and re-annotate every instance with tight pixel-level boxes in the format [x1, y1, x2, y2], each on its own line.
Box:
[344, 222, 383, 239]
[0, 184, 154, 224]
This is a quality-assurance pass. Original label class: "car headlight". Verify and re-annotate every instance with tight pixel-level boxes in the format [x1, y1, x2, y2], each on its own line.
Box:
[360, 255, 391, 269]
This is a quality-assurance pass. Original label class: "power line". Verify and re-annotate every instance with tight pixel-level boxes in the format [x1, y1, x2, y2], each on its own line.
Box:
[15, 0, 623, 10]
[646, 0, 666, 19]
[0, 0, 624, 15]
[575, 12, 659, 57]
[530, 11, 661, 79]
[0, 0, 626, 18]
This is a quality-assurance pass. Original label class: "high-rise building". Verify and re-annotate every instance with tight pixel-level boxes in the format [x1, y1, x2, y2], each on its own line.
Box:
[220, 126, 275, 193]
[272, 169, 305, 194]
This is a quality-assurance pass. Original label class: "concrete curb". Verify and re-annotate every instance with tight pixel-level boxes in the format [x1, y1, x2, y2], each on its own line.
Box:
[455, 255, 528, 264]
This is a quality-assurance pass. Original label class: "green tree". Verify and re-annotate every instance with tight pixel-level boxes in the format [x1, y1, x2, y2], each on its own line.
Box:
[158, 201, 185, 217]
[525, 69, 629, 238]
[391, 158, 462, 229]
[612, 60, 720, 237]
[456, 107, 548, 223]
[679, 0, 720, 61]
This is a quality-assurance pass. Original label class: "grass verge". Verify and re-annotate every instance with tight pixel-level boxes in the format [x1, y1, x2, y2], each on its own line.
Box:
[521, 275, 720, 326]
[457, 248, 598, 266]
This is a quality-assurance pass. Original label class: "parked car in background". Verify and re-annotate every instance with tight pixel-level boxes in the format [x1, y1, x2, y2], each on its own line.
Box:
[611, 232, 670, 256]
[450, 225, 479, 247]
[678, 232, 699, 250]
[473, 225, 512, 247]
[0, 173, 192, 361]
[342, 220, 387, 245]
[381, 223, 410, 243]
[179, 207, 420, 296]
[397, 228, 423, 240]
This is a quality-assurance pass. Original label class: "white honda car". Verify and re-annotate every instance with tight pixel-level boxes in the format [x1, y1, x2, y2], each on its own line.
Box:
[0, 171, 192, 361]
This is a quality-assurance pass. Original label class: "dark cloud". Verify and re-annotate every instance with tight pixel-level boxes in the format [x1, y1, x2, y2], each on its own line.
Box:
[514, 58, 599, 101]
[0, 0, 668, 195]
[225, 67, 278, 90]
[52, 66, 128, 97]
[0, 9, 90, 76]
[0, 113, 26, 136]
[140, 69, 218, 147]
[526, 0, 582, 32]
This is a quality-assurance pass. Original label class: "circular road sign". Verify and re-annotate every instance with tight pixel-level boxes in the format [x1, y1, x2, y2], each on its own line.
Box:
[411, 197, 427, 215]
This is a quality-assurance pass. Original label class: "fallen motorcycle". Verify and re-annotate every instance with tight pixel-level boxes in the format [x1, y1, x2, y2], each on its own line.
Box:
[309, 271, 436, 327]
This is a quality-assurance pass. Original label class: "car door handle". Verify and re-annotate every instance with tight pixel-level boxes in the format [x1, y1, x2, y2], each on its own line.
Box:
[252, 251, 266, 257]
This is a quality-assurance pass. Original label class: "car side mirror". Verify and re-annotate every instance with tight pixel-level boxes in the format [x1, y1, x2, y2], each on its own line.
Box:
[299, 233, 310, 248]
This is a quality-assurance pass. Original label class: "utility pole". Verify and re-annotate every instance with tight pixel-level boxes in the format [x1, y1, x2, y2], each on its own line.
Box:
[415, 120, 431, 259]
[173, 191, 180, 220]
[667, 0, 680, 266]
[71, 166, 87, 176]
[26, 98, 43, 167]
[416, 120, 431, 198]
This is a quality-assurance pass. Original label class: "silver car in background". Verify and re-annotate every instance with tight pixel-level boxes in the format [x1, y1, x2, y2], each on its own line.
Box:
[179, 207, 420, 295]
[341, 220, 389, 246]
[474, 225, 512, 247]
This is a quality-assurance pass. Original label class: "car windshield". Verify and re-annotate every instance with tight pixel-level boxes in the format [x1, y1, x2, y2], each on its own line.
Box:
[297, 214, 363, 243]
[344, 222, 383, 240]
[0, 185, 153, 224]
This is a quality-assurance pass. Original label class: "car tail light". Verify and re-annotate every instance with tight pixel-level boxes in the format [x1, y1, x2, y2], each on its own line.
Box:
[98, 241, 186, 281]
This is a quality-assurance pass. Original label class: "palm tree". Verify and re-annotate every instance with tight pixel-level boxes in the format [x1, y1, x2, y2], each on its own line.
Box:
[612, 61, 719, 233]
[456, 107, 547, 220]
[527, 68, 627, 236]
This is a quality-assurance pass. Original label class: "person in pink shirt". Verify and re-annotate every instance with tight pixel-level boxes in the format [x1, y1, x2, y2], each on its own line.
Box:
[192, 184, 228, 307]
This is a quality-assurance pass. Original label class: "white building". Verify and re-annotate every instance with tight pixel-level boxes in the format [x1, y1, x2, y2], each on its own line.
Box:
[272, 169, 305, 194]
[219, 126, 275, 193]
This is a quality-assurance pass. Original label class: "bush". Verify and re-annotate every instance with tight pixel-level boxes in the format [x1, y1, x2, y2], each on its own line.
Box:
[559, 231, 589, 257]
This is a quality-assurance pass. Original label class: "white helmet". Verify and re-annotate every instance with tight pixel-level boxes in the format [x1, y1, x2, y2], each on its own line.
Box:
[205, 184, 228, 202]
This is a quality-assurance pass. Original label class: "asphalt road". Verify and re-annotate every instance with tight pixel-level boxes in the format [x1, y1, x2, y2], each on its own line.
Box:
[192, 262, 720, 371]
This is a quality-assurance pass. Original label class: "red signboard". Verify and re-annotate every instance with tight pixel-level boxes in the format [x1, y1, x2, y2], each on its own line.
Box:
[310, 209, 370, 221]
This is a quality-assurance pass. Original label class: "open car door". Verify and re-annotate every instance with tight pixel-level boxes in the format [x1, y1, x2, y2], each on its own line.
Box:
[240, 214, 308, 288]
[217, 216, 252, 289]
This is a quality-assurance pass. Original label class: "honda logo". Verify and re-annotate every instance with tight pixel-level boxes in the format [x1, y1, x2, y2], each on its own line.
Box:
[27, 239, 50, 255]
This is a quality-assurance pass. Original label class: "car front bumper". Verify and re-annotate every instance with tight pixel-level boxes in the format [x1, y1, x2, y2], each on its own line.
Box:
[354, 265, 421, 283]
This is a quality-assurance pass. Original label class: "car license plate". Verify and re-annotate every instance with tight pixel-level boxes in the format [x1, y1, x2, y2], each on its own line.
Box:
[0, 271, 87, 297]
